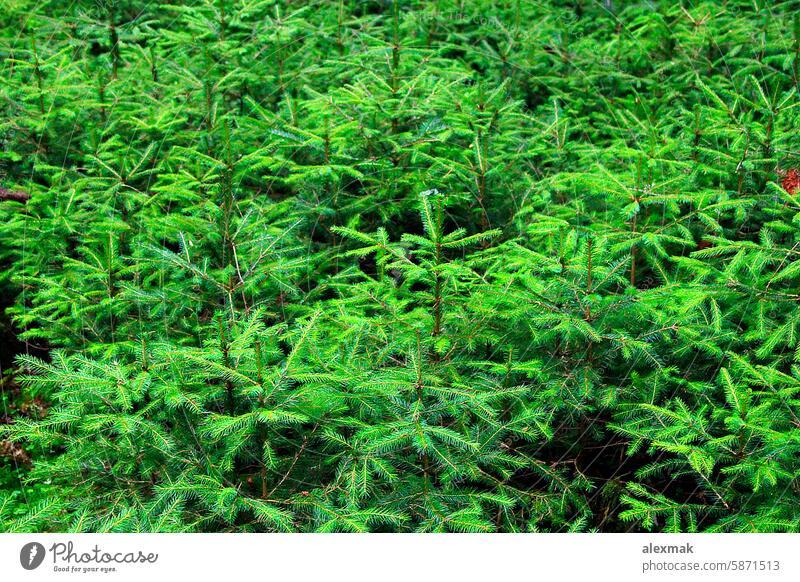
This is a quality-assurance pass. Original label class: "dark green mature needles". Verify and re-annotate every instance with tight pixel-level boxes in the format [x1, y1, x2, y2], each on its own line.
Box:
[0, 0, 799, 533]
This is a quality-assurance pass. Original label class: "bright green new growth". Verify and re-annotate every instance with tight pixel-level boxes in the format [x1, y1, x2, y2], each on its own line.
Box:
[0, 0, 799, 532]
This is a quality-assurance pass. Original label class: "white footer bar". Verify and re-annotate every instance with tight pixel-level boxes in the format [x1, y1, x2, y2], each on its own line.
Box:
[1, 534, 796, 582]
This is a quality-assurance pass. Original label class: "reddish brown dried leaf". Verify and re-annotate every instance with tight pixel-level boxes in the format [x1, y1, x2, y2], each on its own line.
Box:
[781, 169, 800, 195]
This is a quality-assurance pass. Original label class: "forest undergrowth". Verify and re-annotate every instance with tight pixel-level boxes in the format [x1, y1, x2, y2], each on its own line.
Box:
[1, 0, 799, 532]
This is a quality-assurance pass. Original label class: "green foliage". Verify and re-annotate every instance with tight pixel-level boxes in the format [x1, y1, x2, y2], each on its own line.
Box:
[1, 0, 799, 532]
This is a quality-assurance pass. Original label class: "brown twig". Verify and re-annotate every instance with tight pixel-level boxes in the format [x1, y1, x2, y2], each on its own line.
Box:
[0, 187, 30, 203]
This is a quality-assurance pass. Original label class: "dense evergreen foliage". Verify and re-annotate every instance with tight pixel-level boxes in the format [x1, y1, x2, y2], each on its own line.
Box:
[1, 0, 799, 533]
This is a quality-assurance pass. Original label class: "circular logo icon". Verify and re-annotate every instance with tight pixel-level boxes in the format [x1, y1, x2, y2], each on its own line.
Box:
[20, 542, 46, 570]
